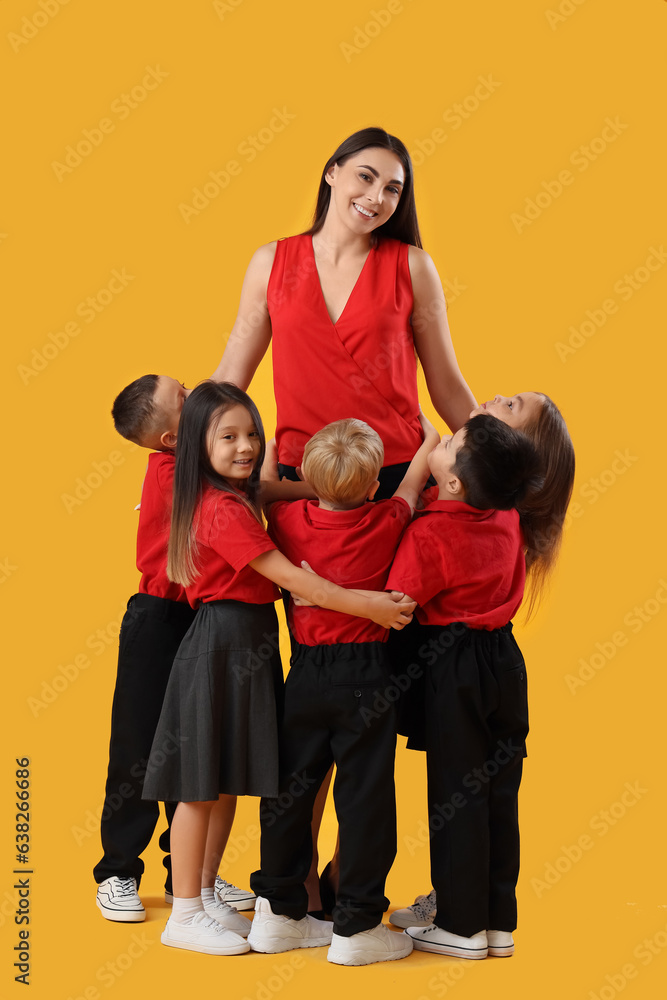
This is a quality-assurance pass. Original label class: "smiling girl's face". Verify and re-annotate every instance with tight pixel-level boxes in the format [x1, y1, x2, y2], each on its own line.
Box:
[207, 403, 261, 482]
[470, 392, 545, 430]
[324, 147, 405, 235]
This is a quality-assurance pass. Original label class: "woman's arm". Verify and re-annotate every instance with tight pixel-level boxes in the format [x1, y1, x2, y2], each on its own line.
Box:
[250, 550, 416, 630]
[408, 246, 477, 432]
[211, 242, 277, 388]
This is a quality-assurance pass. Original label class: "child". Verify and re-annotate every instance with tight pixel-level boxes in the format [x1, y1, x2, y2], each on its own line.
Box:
[94, 375, 254, 922]
[385, 413, 570, 960]
[247, 415, 438, 966]
[142, 383, 415, 956]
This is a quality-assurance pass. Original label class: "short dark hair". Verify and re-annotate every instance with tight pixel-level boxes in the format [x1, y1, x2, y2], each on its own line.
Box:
[454, 414, 543, 511]
[112, 374, 159, 444]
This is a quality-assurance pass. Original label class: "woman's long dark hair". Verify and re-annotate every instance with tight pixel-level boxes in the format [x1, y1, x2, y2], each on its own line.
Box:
[304, 127, 422, 248]
[167, 381, 266, 587]
[518, 394, 575, 617]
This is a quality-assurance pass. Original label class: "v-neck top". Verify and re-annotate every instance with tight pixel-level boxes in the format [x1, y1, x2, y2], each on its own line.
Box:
[267, 234, 422, 466]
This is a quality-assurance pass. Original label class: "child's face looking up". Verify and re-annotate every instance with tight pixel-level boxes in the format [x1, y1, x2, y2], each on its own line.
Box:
[207, 404, 261, 483]
[470, 392, 543, 429]
[427, 426, 467, 493]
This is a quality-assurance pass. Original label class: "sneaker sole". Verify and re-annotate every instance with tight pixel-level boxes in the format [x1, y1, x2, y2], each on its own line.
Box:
[327, 944, 413, 966]
[96, 899, 145, 922]
[411, 939, 488, 959]
[161, 930, 250, 956]
[389, 913, 433, 929]
[488, 944, 514, 957]
[248, 932, 332, 954]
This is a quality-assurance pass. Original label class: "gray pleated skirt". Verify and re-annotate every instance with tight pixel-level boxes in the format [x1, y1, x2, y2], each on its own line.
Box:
[142, 600, 283, 802]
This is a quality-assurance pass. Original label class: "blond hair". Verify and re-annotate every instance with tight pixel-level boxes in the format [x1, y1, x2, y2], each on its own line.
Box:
[301, 419, 384, 508]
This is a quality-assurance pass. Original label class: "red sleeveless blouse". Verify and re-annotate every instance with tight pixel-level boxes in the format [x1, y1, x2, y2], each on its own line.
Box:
[267, 234, 422, 466]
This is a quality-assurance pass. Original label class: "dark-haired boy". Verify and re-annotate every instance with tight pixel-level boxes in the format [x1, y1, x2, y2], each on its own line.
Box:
[94, 375, 255, 923]
[386, 414, 541, 961]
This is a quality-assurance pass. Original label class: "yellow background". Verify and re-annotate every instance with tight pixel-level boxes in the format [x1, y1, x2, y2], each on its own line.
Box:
[2, 1, 665, 997]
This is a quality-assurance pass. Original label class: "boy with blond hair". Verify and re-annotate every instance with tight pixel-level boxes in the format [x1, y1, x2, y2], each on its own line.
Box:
[248, 416, 437, 966]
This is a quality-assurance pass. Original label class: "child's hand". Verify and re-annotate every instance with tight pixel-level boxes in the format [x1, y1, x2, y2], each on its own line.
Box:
[261, 438, 279, 482]
[366, 591, 416, 630]
[292, 560, 317, 607]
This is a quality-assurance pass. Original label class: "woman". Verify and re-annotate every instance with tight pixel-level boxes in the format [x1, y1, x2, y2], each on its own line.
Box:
[213, 126, 476, 498]
[213, 126, 476, 915]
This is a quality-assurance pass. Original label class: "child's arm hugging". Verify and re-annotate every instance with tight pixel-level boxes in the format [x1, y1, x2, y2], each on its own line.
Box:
[250, 550, 416, 630]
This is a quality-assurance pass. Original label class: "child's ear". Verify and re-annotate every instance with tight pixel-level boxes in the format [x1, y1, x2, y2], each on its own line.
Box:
[367, 480, 381, 501]
[160, 430, 178, 450]
[446, 474, 465, 499]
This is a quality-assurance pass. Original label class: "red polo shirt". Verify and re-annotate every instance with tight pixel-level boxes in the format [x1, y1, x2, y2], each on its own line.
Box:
[137, 451, 187, 603]
[185, 487, 280, 608]
[386, 501, 526, 629]
[268, 497, 411, 645]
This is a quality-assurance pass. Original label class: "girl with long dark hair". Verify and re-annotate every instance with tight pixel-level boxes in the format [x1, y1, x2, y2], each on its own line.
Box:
[142, 381, 414, 956]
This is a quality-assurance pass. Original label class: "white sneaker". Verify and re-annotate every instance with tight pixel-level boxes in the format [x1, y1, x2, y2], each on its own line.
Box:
[407, 924, 488, 959]
[389, 889, 436, 928]
[487, 929, 514, 957]
[96, 877, 145, 922]
[328, 924, 413, 966]
[204, 897, 252, 936]
[248, 897, 333, 953]
[161, 913, 250, 955]
[215, 876, 256, 911]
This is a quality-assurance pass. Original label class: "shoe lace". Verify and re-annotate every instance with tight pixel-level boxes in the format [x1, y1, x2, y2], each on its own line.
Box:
[216, 878, 233, 890]
[411, 889, 437, 920]
[114, 878, 137, 898]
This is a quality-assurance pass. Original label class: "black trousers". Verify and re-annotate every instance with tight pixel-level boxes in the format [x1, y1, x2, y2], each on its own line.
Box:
[420, 623, 529, 937]
[251, 642, 398, 936]
[93, 593, 196, 889]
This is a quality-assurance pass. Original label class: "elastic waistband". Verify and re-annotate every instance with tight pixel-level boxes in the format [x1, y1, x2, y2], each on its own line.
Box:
[129, 593, 196, 623]
[291, 640, 388, 667]
[418, 621, 514, 640]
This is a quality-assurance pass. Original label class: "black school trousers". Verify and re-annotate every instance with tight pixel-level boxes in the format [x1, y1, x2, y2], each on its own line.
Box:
[93, 593, 196, 890]
[420, 623, 529, 937]
[251, 641, 398, 936]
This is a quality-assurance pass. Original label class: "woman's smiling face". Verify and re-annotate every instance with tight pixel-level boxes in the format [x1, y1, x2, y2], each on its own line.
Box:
[470, 392, 545, 430]
[325, 147, 405, 234]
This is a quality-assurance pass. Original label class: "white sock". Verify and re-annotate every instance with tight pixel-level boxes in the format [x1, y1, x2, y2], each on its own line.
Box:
[201, 886, 218, 910]
[170, 895, 205, 924]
